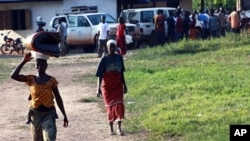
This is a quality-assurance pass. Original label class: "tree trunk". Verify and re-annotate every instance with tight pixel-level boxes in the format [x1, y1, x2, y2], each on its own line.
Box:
[201, 0, 204, 11]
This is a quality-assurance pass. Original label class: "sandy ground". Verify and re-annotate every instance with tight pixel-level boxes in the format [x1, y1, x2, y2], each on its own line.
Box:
[0, 50, 145, 141]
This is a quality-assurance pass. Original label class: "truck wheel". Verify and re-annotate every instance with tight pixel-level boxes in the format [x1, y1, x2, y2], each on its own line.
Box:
[127, 40, 140, 49]
[83, 45, 96, 53]
[65, 43, 70, 54]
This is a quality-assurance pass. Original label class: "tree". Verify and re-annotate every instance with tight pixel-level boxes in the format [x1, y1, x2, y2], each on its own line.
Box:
[192, 0, 235, 11]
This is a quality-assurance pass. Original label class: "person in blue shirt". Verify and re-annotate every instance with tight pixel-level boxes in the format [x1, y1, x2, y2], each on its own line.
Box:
[198, 9, 209, 39]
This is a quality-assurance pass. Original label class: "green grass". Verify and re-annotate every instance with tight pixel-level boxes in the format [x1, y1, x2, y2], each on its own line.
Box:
[0, 57, 20, 82]
[123, 33, 250, 141]
[0, 56, 34, 82]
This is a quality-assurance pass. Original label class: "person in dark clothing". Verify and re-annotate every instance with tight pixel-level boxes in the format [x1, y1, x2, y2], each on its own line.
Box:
[209, 9, 220, 38]
[36, 16, 46, 32]
[175, 11, 184, 41]
[183, 11, 191, 40]
[166, 11, 175, 43]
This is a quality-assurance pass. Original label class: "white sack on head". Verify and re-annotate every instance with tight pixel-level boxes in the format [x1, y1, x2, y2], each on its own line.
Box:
[31, 51, 50, 60]
[106, 39, 117, 47]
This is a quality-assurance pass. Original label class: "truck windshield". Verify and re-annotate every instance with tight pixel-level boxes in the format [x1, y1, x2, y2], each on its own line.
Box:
[242, 1, 250, 10]
[87, 14, 117, 25]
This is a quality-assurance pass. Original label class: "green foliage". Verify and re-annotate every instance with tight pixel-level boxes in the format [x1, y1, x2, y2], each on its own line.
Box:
[124, 33, 250, 140]
[192, 0, 236, 11]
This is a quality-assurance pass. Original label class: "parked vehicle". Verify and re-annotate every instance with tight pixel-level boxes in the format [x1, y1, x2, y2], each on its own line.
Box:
[48, 6, 141, 53]
[237, 0, 250, 32]
[120, 7, 177, 46]
[0, 31, 24, 54]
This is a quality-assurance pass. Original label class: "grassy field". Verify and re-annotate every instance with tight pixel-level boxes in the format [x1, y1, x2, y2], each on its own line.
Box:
[0, 57, 18, 82]
[123, 33, 250, 141]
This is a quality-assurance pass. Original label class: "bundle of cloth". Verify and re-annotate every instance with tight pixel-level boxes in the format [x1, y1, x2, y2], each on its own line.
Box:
[25, 31, 61, 58]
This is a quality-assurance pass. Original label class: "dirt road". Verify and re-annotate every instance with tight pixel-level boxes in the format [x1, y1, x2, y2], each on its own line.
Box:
[0, 51, 143, 141]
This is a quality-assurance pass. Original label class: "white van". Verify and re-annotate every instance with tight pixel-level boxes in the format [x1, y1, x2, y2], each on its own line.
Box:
[120, 7, 177, 46]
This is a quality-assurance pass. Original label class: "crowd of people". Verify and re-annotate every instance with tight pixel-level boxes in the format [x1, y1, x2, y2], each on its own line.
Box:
[154, 6, 244, 46]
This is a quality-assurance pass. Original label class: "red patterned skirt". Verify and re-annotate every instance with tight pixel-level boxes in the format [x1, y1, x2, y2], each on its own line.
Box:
[102, 71, 125, 122]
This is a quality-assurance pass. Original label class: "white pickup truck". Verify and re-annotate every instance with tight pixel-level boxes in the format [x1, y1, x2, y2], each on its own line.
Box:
[48, 6, 141, 53]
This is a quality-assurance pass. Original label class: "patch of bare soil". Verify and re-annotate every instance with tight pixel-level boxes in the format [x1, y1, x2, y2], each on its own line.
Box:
[0, 51, 145, 141]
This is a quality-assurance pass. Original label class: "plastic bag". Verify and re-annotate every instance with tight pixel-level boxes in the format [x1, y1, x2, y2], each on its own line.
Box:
[125, 35, 133, 44]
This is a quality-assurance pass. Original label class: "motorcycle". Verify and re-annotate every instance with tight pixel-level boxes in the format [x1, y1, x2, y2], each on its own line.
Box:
[0, 31, 24, 54]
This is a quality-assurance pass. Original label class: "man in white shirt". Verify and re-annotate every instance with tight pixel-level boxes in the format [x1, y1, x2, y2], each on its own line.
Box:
[97, 15, 110, 58]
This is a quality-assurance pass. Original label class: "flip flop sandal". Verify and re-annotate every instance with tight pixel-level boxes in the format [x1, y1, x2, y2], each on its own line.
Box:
[109, 131, 116, 135]
[116, 130, 124, 136]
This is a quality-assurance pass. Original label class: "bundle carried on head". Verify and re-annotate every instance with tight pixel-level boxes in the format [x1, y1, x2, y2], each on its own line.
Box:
[25, 32, 61, 58]
[31, 51, 50, 60]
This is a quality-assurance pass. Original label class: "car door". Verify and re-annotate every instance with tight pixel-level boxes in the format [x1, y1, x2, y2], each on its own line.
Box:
[49, 16, 65, 32]
[139, 10, 155, 37]
[163, 9, 169, 37]
[67, 16, 91, 45]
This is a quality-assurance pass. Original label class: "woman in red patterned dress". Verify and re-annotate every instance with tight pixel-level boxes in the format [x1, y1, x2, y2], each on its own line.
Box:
[116, 17, 127, 56]
[96, 39, 127, 135]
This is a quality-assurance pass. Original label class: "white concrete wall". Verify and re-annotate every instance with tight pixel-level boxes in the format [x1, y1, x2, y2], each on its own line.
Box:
[0, 0, 116, 39]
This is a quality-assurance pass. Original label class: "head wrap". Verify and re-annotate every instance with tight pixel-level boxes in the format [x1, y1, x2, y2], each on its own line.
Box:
[106, 39, 117, 47]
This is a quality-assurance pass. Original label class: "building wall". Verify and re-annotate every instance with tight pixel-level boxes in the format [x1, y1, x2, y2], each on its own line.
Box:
[180, 0, 192, 12]
[0, 0, 116, 39]
[120, 0, 192, 12]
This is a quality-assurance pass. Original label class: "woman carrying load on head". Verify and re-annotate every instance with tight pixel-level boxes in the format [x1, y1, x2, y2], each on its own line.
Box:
[10, 52, 68, 141]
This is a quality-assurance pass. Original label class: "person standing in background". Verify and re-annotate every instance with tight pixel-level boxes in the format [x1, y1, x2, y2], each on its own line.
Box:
[198, 9, 209, 39]
[155, 9, 165, 46]
[36, 16, 46, 32]
[227, 7, 241, 34]
[116, 17, 127, 56]
[183, 11, 191, 40]
[189, 13, 197, 40]
[175, 11, 184, 41]
[218, 7, 227, 36]
[208, 9, 220, 38]
[166, 11, 175, 43]
[57, 18, 68, 56]
[97, 15, 110, 58]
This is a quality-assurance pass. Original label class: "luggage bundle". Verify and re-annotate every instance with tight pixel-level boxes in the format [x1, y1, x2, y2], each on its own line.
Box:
[25, 31, 61, 59]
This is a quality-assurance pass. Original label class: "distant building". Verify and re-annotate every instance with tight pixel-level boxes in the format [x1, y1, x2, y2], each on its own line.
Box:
[117, 0, 192, 14]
